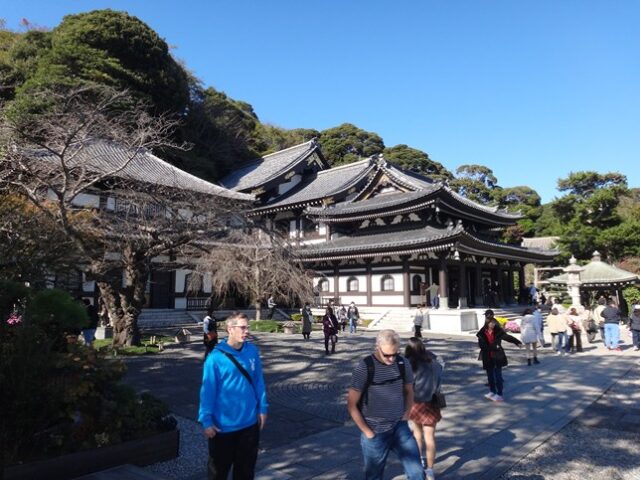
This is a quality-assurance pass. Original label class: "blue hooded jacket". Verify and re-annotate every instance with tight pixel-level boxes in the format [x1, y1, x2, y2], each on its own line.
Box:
[198, 339, 268, 432]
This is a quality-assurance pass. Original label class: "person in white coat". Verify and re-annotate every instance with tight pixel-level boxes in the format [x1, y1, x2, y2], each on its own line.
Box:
[520, 308, 542, 366]
[533, 304, 545, 347]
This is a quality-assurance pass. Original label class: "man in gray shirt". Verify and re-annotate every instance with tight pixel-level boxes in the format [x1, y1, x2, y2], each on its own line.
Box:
[347, 330, 424, 480]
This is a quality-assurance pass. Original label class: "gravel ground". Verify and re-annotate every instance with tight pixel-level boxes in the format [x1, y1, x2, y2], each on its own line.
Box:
[500, 359, 640, 480]
[145, 415, 207, 479]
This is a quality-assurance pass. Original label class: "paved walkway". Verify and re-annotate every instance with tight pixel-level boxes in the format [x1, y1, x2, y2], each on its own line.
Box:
[123, 329, 640, 479]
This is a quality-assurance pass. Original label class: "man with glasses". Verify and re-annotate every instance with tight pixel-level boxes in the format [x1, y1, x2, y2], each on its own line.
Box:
[199, 312, 269, 480]
[347, 330, 424, 480]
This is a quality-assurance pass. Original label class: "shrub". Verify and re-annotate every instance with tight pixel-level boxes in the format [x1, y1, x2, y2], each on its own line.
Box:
[623, 286, 640, 308]
[290, 313, 302, 322]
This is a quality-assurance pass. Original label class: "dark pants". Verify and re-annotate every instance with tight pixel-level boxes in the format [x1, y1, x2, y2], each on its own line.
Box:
[267, 307, 275, 320]
[324, 334, 336, 353]
[569, 331, 583, 352]
[486, 362, 504, 396]
[414, 325, 422, 338]
[208, 422, 260, 480]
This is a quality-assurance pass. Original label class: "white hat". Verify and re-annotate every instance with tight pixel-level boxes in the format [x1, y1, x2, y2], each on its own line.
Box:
[633, 304, 640, 310]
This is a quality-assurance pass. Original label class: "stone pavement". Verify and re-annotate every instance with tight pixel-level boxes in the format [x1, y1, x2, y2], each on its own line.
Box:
[123, 328, 640, 479]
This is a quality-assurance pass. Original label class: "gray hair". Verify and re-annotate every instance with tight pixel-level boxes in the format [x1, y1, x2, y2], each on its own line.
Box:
[551, 307, 558, 315]
[376, 329, 400, 347]
[226, 312, 249, 327]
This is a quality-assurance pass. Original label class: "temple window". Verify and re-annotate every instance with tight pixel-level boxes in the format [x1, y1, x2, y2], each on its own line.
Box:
[412, 275, 422, 294]
[347, 277, 359, 292]
[318, 279, 329, 292]
[381, 275, 394, 292]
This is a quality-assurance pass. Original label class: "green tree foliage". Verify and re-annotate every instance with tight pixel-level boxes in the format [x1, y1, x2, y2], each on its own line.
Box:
[383, 144, 452, 181]
[493, 186, 542, 237]
[449, 164, 498, 204]
[598, 220, 640, 259]
[319, 123, 385, 166]
[13, 10, 190, 115]
[550, 171, 629, 260]
[256, 124, 320, 154]
[534, 203, 563, 236]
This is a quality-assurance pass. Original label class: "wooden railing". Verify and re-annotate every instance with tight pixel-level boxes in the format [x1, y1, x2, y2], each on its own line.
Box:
[186, 297, 209, 311]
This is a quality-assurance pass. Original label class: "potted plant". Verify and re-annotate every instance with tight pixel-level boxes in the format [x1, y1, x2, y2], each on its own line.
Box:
[282, 321, 296, 334]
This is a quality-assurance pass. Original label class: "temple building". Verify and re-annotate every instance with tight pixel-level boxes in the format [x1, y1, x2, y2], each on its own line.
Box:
[221, 140, 557, 310]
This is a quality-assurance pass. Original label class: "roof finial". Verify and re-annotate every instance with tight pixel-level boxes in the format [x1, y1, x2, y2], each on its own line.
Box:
[592, 250, 601, 262]
[569, 255, 577, 265]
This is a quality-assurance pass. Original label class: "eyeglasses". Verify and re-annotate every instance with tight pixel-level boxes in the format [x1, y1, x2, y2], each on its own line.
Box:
[378, 347, 398, 358]
[231, 325, 250, 331]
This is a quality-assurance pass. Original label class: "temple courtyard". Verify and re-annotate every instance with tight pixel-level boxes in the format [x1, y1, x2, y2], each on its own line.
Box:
[119, 330, 640, 480]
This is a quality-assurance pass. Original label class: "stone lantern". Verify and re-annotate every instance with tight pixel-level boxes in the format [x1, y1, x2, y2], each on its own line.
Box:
[564, 255, 584, 307]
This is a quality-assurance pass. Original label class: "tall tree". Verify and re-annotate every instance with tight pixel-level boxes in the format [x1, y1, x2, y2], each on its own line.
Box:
[1, 84, 248, 346]
[449, 164, 498, 204]
[319, 123, 385, 166]
[382, 144, 452, 182]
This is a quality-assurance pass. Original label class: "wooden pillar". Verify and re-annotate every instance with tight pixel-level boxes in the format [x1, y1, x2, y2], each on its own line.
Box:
[365, 259, 373, 307]
[508, 269, 515, 305]
[474, 267, 483, 306]
[495, 267, 503, 306]
[438, 255, 449, 310]
[402, 256, 411, 308]
[459, 262, 468, 308]
[333, 261, 340, 304]
[518, 264, 526, 304]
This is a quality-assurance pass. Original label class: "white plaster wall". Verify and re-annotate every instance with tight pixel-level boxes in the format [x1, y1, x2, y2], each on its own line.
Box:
[106, 197, 116, 211]
[341, 295, 367, 305]
[411, 295, 424, 304]
[175, 269, 188, 293]
[318, 223, 327, 235]
[372, 295, 404, 305]
[371, 273, 403, 292]
[299, 238, 326, 245]
[174, 297, 187, 309]
[71, 192, 100, 208]
[83, 280, 95, 293]
[314, 276, 333, 293]
[203, 273, 212, 293]
[340, 275, 366, 292]
[289, 219, 297, 239]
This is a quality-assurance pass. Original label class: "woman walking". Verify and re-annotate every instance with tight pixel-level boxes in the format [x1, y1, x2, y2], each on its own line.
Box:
[477, 310, 522, 402]
[520, 308, 541, 365]
[301, 302, 313, 340]
[405, 337, 443, 480]
[546, 307, 569, 355]
[566, 306, 583, 353]
[322, 306, 339, 354]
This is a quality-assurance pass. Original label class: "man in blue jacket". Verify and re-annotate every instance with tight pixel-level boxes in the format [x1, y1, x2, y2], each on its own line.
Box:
[199, 312, 268, 480]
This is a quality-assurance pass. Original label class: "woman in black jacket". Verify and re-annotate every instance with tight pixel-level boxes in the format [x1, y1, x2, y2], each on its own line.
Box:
[322, 306, 339, 354]
[477, 310, 522, 403]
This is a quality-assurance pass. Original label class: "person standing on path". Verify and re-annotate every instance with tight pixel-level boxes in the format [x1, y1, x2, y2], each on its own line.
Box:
[337, 304, 348, 332]
[347, 330, 424, 480]
[427, 283, 439, 309]
[405, 337, 443, 480]
[533, 304, 545, 347]
[267, 295, 276, 320]
[322, 306, 339, 354]
[593, 297, 607, 343]
[628, 304, 640, 351]
[520, 308, 541, 365]
[414, 305, 427, 338]
[602, 299, 622, 351]
[301, 302, 313, 340]
[203, 308, 218, 358]
[546, 307, 569, 355]
[566, 306, 584, 353]
[81, 299, 99, 347]
[477, 310, 523, 402]
[348, 301, 360, 334]
[198, 312, 268, 480]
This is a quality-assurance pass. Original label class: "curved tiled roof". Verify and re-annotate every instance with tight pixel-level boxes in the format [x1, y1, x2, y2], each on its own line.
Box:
[252, 158, 374, 212]
[36, 140, 253, 201]
[299, 224, 557, 262]
[547, 257, 639, 286]
[220, 140, 321, 191]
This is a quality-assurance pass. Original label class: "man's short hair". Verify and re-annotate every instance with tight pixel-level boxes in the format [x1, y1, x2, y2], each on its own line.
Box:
[376, 329, 399, 347]
[226, 312, 249, 327]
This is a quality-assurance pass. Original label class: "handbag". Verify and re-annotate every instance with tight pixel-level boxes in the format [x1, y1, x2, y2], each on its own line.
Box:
[431, 391, 446, 409]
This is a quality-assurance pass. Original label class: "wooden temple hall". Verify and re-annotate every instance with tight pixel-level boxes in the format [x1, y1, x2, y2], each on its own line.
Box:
[221, 140, 557, 309]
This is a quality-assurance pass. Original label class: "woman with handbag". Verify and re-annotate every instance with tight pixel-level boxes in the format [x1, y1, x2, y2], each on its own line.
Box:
[566, 306, 583, 353]
[322, 306, 339, 355]
[477, 310, 522, 402]
[405, 337, 443, 480]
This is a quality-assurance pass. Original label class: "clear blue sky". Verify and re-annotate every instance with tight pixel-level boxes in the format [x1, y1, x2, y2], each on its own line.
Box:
[2, 1, 639, 203]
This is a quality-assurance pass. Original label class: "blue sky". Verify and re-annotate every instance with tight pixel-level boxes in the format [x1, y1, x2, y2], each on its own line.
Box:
[2, 1, 639, 203]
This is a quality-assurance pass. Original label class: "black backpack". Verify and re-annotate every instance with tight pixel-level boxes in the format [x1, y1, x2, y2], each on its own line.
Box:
[356, 354, 406, 411]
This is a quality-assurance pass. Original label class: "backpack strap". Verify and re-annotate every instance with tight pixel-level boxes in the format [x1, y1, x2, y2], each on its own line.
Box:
[357, 355, 406, 410]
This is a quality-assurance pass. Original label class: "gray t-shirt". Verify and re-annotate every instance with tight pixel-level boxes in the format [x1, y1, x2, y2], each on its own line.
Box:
[350, 355, 414, 433]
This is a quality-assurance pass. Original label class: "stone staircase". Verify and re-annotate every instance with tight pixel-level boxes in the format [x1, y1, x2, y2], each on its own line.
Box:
[137, 309, 196, 328]
[367, 308, 415, 332]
